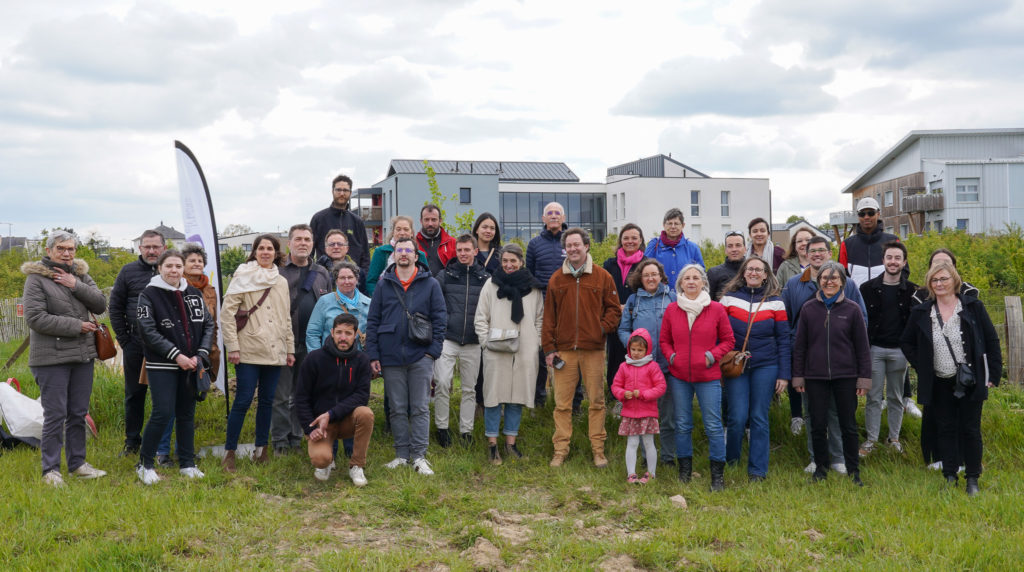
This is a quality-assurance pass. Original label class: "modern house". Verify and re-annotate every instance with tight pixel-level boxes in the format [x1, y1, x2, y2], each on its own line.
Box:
[131, 222, 186, 251]
[366, 154, 771, 245]
[838, 128, 1024, 237]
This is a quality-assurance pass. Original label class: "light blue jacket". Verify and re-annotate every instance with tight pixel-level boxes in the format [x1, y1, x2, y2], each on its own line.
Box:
[618, 283, 676, 372]
[305, 289, 372, 351]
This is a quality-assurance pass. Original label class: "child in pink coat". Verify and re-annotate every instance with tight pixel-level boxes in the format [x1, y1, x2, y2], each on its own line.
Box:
[611, 328, 667, 483]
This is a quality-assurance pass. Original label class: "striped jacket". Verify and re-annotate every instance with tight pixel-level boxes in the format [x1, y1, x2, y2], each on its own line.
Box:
[718, 285, 791, 380]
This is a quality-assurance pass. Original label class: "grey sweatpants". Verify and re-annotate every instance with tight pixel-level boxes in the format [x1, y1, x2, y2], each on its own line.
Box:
[865, 345, 907, 443]
[383, 355, 434, 460]
[32, 361, 95, 475]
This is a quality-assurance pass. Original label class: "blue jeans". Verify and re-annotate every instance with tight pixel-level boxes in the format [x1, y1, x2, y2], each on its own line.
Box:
[724, 364, 778, 477]
[141, 369, 196, 469]
[483, 404, 523, 438]
[225, 363, 282, 450]
[669, 376, 725, 462]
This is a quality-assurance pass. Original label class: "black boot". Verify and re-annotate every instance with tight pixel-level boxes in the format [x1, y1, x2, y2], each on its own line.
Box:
[966, 477, 980, 497]
[488, 444, 502, 466]
[946, 474, 958, 486]
[678, 457, 692, 483]
[437, 428, 451, 448]
[850, 471, 864, 487]
[710, 460, 726, 492]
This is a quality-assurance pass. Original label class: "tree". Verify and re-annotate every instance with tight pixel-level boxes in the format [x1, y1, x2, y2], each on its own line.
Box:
[219, 246, 247, 278]
[786, 214, 802, 224]
[423, 160, 475, 235]
[221, 224, 253, 237]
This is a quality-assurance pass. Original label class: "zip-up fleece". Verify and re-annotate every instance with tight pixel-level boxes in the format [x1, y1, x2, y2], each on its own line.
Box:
[294, 344, 372, 433]
[610, 328, 667, 418]
[791, 292, 871, 390]
[437, 257, 490, 345]
[136, 276, 214, 371]
[541, 254, 621, 353]
[659, 299, 734, 383]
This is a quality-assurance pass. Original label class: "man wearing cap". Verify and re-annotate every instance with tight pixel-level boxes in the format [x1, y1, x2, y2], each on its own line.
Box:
[838, 197, 901, 288]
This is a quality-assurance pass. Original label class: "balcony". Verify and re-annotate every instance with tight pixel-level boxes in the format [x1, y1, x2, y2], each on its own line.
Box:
[829, 211, 858, 226]
[902, 193, 944, 213]
[359, 206, 383, 223]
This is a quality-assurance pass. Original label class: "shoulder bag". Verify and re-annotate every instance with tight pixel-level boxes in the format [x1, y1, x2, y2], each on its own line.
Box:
[935, 309, 975, 398]
[234, 288, 271, 332]
[486, 327, 520, 353]
[390, 281, 432, 346]
[721, 293, 768, 379]
[91, 313, 117, 361]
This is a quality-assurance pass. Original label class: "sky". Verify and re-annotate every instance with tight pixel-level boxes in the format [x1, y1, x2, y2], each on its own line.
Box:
[2, 0, 1023, 249]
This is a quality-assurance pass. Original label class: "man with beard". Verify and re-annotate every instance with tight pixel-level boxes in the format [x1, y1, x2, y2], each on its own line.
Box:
[708, 231, 746, 301]
[416, 204, 456, 275]
[109, 229, 166, 456]
[310, 174, 370, 274]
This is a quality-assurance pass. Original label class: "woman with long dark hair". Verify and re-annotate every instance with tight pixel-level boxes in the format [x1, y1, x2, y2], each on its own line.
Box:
[472, 212, 502, 274]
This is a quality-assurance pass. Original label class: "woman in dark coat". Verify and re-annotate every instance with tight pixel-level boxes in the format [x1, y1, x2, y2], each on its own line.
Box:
[901, 261, 1001, 496]
[602, 223, 645, 410]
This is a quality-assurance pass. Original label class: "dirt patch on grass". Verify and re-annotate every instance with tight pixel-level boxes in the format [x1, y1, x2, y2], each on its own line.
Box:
[599, 554, 643, 571]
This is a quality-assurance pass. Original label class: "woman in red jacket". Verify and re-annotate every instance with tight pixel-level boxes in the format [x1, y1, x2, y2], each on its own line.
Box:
[659, 264, 735, 491]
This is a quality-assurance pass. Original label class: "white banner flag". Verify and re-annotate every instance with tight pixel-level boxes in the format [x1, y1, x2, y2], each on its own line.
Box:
[174, 141, 226, 391]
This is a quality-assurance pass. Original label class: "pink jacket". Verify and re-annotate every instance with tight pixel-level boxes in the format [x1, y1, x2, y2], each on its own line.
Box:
[611, 328, 667, 419]
[659, 300, 735, 383]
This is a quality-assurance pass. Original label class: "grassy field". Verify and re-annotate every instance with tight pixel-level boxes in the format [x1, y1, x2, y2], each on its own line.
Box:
[2, 341, 1023, 571]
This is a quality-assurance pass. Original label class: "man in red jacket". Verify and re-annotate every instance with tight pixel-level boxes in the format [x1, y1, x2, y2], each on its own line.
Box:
[542, 228, 622, 468]
[416, 204, 456, 275]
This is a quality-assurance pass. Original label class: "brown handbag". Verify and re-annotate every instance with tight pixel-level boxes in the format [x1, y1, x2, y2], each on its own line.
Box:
[91, 313, 117, 360]
[234, 288, 271, 332]
[720, 293, 768, 379]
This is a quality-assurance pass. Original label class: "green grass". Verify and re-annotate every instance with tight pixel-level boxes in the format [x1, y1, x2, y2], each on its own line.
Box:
[3, 340, 1024, 570]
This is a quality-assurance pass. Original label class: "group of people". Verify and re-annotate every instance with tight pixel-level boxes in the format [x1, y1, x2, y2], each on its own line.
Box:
[22, 184, 1002, 495]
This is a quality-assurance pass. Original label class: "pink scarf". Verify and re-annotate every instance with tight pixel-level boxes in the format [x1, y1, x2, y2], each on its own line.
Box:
[616, 248, 644, 285]
[660, 230, 682, 248]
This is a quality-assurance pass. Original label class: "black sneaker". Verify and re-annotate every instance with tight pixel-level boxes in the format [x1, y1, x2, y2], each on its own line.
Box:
[118, 445, 140, 458]
[460, 432, 474, 446]
[436, 428, 451, 448]
[156, 454, 174, 468]
[504, 443, 523, 459]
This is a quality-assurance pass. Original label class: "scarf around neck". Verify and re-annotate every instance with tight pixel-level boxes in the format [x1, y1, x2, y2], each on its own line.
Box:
[225, 261, 280, 295]
[41, 256, 73, 274]
[660, 230, 682, 248]
[186, 273, 210, 290]
[492, 267, 540, 323]
[625, 353, 654, 367]
[616, 248, 644, 285]
[336, 288, 359, 309]
[676, 290, 711, 327]
[324, 337, 358, 360]
[821, 289, 842, 310]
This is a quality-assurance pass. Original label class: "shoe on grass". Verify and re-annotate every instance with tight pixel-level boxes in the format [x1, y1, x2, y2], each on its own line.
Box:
[180, 467, 205, 479]
[156, 454, 174, 468]
[593, 452, 609, 468]
[136, 465, 160, 486]
[314, 461, 336, 481]
[927, 461, 943, 471]
[72, 462, 107, 479]
[383, 457, 408, 469]
[888, 439, 904, 454]
[639, 472, 652, 484]
[627, 473, 639, 484]
[349, 466, 367, 487]
[804, 461, 817, 474]
[904, 398, 923, 419]
[436, 428, 451, 448]
[549, 453, 566, 468]
[411, 457, 434, 475]
[859, 441, 876, 457]
[43, 470, 66, 488]
[830, 462, 848, 475]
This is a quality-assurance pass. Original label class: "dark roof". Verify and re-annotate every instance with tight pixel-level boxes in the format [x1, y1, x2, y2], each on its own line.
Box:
[134, 223, 186, 241]
[607, 154, 709, 178]
[386, 160, 579, 182]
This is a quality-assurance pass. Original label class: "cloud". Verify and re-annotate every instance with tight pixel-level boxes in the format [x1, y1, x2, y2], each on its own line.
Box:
[657, 122, 821, 173]
[407, 115, 564, 143]
[333, 59, 444, 116]
[613, 55, 836, 118]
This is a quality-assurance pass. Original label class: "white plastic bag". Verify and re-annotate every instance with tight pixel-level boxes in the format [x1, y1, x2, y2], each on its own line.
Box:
[0, 382, 44, 440]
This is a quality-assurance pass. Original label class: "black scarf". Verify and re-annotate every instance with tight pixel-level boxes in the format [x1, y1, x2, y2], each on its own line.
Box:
[41, 256, 73, 274]
[492, 267, 540, 324]
[323, 338, 358, 360]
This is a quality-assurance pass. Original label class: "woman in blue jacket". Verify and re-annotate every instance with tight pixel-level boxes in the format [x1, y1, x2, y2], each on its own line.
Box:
[644, 208, 705, 289]
[618, 259, 676, 462]
[306, 261, 371, 351]
[718, 257, 790, 481]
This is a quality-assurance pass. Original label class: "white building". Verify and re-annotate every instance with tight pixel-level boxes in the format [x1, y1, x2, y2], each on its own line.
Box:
[840, 128, 1024, 236]
[217, 231, 287, 253]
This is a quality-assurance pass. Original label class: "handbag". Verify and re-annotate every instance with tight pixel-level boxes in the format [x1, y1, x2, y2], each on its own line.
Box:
[486, 327, 520, 353]
[91, 313, 117, 361]
[192, 360, 212, 402]
[936, 309, 976, 398]
[720, 293, 768, 379]
[390, 282, 432, 346]
[234, 288, 271, 332]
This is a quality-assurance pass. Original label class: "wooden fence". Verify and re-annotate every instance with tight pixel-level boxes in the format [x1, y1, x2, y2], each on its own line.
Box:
[0, 288, 111, 344]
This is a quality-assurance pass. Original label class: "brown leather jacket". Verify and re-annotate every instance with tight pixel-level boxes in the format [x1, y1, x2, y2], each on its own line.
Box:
[542, 254, 622, 353]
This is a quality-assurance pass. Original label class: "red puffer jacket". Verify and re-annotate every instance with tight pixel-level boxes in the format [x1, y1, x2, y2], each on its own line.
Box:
[659, 300, 735, 382]
[611, 328, 667, 419]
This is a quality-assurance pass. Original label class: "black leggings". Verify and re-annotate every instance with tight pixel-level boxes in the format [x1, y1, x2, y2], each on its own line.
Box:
[805, 378, 859, 475]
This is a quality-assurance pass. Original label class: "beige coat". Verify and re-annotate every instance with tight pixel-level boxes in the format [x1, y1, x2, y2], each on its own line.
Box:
[220, 275, 294, 365]
[473, 279, 543, 408]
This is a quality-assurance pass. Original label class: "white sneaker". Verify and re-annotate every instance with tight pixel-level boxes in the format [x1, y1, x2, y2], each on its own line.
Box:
[383, 457, 408, 469]
[804, 461, 817, 474]
[72, 462, 107, 479]
[349, 466, 368, 487]
[927, 461, 943, 471]
[411, 457, 434, 475]
[888, 439, 904, 454]
[904, 398, 923, 419]
[137, 465, 160, 485]
[179, 467, 205, 479]
[831, 462, 848, 475]
[42, 470, 66, 488]
[790, 417, 804, 436]
[314, 461, 336, 481]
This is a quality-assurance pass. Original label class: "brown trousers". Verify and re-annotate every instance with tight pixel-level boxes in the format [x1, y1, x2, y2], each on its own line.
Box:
[551, 349, 607, 456]
[307, 406, 374, 468]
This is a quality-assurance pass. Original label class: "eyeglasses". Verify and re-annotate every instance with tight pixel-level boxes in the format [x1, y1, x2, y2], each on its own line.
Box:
[807, 248, 830, 255]
[395, 248, 416, 254]
[54, 246, 76, 254]
[858, 210, 877, 217]
[820, 275, 842, 284]
[745, 267, 765, 275]
[930, 276, 951, 285]
[326, 242, 347, 248]
[545, 210, 563, 217]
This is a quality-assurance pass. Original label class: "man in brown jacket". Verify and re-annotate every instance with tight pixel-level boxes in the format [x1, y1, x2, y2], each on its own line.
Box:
[542, 227, 622, 468]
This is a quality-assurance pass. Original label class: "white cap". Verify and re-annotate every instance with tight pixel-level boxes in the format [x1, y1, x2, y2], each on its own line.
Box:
[856, 197, 880, 212]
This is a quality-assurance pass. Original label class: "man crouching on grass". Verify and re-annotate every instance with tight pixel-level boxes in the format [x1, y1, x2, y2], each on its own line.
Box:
[295, 313, 374, 486]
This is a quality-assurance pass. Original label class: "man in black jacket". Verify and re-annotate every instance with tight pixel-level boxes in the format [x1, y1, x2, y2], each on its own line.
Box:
[708, 231, 746, 301]
[310, 174, 370, 274]
[273, 224, 332, 455]
[432, 235, 490, 446]
[859, 241, 917, 457]
[109, 229, 165, 455]
[295, 313, 374, 486]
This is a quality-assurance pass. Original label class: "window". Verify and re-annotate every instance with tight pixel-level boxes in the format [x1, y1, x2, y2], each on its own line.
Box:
[956, 177, 979, 202]
[886, 226, 894, 235]
[460, 187, 471, 204]
[620, 193, 626, 219]
[690, 224, 701, 242]
[935, 220, 943, 232]
[611, 195, 618, 220]
[884, 190, 894, 207]
[957, 218, 968, 231]
[690, 190, 700, 217]
[720, 190, 730, 217]
[900, 224, 909, 237]
[243, 244, 251, 253]
[929, 180, 943, 194]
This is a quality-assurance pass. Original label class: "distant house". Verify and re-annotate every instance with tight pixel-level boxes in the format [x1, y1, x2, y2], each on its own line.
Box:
[838, 128, 1024, 236]
[131, 222, 186, 252]
[771, 219, 831, 250]
[217, 231, 288, 253]
[0, 236, 29, 252]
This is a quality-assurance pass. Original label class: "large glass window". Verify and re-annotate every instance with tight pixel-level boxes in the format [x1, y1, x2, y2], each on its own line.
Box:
[497, 191, 607, 242]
